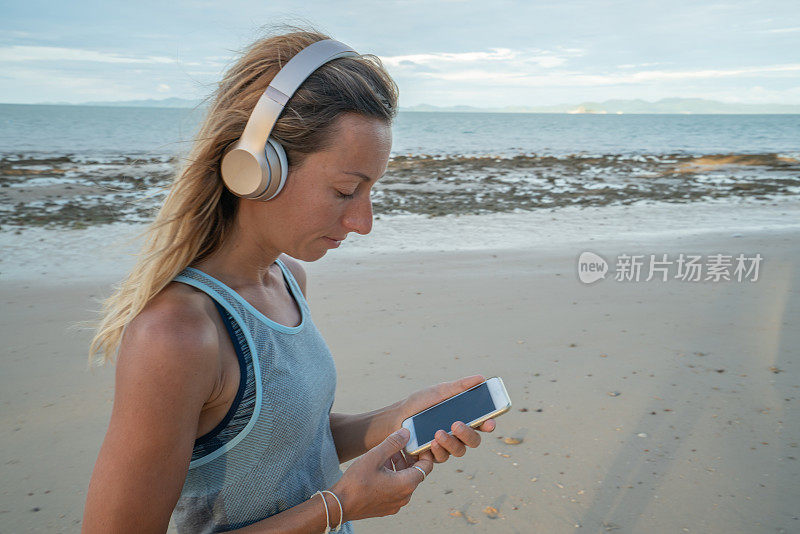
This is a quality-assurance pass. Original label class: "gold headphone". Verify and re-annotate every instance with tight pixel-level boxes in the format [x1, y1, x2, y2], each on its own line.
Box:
[220, 39, 358, 201]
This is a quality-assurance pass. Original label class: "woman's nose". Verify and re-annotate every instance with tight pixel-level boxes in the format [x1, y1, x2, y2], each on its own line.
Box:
[342, 194, 373, 235]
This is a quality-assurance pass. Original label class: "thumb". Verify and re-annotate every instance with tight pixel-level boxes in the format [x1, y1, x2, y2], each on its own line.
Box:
[368, 428, 410, 466]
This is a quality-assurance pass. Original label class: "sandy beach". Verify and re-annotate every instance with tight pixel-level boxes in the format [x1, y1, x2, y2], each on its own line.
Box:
[1, 199, 798, 533]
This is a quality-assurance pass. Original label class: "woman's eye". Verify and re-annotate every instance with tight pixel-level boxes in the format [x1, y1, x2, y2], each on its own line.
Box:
[336, 190, 356, 199]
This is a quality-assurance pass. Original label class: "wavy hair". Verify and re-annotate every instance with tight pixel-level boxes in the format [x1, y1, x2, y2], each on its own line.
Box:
[87, 26, 399, 365]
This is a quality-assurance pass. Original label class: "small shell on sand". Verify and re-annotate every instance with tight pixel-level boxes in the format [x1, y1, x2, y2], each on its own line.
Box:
[449, 509, 478, 524]
[484, 506, 499, 519]
[503, 437, 523, 445]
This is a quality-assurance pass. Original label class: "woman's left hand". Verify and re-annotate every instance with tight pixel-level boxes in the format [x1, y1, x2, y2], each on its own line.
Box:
[392, 375, 496, 464]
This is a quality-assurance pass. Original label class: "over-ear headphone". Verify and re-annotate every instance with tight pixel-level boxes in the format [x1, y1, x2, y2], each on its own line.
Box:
[220, 39, 358, 201]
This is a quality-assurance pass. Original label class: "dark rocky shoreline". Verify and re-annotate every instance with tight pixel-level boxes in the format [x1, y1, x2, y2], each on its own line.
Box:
[1, 152, 798, 230]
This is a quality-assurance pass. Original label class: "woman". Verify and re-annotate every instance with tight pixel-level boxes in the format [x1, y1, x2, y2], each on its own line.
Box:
[82, 29, 495, 533]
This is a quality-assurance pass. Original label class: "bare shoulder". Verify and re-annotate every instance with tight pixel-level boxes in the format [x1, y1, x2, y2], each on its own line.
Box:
[82, 282, 222, 532]
[279, 253, 307, 296]
[117, 281, 220, 394]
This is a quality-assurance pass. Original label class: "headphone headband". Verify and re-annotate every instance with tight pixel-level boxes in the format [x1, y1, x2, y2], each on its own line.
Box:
[221, 39, 359, 200]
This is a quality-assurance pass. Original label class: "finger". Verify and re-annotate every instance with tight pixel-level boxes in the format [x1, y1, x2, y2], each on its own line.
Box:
[413, 455, 433, 476]
[392, 451, 410, 471]
[436, 429, 467, 457]
[451, 421, 481, 448]
[438, 374, 485, 400]
[396, 455, 433, 488]
[369, 428, 411, 467]
[401, 450, 414, 470]
[430, 437, 450, 463]
[418, 449, 434, 464]
[478, 419, 496, 432]
[383, 458, 395, 472]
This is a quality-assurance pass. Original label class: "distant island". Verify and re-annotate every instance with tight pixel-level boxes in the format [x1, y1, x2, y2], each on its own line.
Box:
[19, 96, 800, 114]
[400, 98, 800, 115]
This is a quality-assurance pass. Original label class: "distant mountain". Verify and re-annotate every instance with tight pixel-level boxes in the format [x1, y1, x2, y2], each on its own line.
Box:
[400, 98, 800, 114]
[18, 96, 799, 114]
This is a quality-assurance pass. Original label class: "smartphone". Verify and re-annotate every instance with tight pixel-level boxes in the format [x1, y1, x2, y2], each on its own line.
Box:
[401, 376, 511, 456]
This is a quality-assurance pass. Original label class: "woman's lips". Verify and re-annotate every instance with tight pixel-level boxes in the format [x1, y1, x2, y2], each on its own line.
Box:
[323, 236, 343, 248]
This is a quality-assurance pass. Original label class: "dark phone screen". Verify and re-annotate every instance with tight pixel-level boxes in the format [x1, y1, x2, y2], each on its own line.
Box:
[413, 383, 495, 445]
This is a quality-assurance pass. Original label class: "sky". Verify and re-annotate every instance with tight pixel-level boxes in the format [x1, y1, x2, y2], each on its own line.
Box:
[1, 0, 799, 107]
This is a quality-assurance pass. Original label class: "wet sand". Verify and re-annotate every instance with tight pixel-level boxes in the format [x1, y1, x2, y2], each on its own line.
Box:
[1, 214, 798, 532]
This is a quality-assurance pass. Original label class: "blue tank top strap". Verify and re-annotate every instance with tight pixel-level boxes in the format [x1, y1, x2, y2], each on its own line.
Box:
[176, 267, 248, 323]
[189, 300, 254, 462]
[172, 267, 265, 468]
[274, 258, 309, 312]
[181, 263, 306, 335]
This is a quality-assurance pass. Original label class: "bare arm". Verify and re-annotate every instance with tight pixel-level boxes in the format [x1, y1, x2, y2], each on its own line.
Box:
[82, 299, 220, 533]
[224, 494, 335, 533]
[329, 401, 403, 463]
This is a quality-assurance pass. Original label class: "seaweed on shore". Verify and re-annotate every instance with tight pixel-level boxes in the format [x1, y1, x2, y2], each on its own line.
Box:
[1, 152, 798, 230]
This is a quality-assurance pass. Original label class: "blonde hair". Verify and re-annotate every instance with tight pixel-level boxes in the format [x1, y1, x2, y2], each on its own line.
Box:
[87, 26, 399, 366]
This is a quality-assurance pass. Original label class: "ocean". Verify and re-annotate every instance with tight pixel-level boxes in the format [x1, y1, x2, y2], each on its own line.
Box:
[2, 104, 799, 158]
[0, 103, 798, 229]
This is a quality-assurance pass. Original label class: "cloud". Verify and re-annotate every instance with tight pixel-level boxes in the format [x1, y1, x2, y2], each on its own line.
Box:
[0, 45, 177, 64]
[761, 26, 800, 34]
[381, 48, 518, 66]
[157, 83, 171, 92]
[380, 47, 583, 71]
[397, 60, 438, 73]
[614, 63, 800, 83]
[396, 62, 800, 87]
[703, 85, 800, 104]
[0, 30, 38, 39]
[616, 62, 663, 69]
[0, 65, 146, 100]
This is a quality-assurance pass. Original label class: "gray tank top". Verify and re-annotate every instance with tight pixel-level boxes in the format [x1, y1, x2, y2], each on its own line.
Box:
[170, 260, 353, 533]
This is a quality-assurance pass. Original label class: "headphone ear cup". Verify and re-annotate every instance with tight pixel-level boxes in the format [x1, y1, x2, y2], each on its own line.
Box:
[220, 141, 270, 199]
[258, 137, 289, 201]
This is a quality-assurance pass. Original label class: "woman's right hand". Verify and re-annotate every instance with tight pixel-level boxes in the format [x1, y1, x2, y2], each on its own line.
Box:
[330, 428, 433, 521]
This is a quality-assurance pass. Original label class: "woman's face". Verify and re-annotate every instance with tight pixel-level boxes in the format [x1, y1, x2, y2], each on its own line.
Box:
[249, 112, 393, 262]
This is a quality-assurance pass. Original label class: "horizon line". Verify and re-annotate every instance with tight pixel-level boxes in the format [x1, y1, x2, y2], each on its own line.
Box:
[2, 97, 800, 112]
